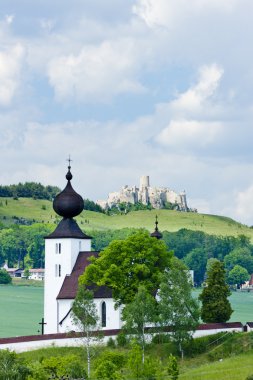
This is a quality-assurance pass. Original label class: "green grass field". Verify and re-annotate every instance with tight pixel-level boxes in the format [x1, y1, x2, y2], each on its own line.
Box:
[0, 286, 253, 338]
[1, 197, 253, 239]
[0, 285, 43, 338]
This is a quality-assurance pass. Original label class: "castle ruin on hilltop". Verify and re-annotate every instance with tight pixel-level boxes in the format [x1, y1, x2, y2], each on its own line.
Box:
[97, 175, 188, 211]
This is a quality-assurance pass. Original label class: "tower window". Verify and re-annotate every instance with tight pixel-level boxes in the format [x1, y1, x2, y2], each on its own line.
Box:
[55, 264, 61, 277]
[101, 301, 106, 327]
[55, 243, 62, 254]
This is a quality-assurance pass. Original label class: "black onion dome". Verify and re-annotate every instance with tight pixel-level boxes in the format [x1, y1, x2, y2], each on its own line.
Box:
[150, 215, 163, 240]
[53, 167, 84, 218]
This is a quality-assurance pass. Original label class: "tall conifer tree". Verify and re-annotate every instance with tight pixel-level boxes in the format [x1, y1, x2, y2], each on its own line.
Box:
[199, 260, 233, 323]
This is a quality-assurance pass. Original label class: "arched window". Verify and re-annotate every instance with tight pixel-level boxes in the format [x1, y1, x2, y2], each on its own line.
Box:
[101, 301, 106, 327]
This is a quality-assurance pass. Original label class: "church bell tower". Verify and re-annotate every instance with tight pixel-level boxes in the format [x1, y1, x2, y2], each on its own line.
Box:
[44, 163, 91, 334]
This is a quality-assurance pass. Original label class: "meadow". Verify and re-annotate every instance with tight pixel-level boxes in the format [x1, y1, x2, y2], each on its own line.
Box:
[1, 197, 253, 239]
[0, 285, 253, 338]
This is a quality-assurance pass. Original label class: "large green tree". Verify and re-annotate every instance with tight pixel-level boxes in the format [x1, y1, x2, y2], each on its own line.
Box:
[224, 247, 253, 274]
[80, 230, 172, 307]
[184, 248, 207, 285]
[227, 265, 249, 288]
[199, 261, 233, 323]
[158, 257, 200, 358]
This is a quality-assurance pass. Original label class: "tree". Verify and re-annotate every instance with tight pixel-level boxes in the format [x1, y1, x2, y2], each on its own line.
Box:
[122, 285, 157, 363]
[167, 354, 179, 380]
[183, 248, 207, 285]
[227, 265, 249, 288]
[158, 258, 200, 358]
[80, 230, 172, 307]
[199, 260, 233, 323]
[224, 247, 253, 274]
[71, 285, 100, 378]
[0, 269, 12, 284]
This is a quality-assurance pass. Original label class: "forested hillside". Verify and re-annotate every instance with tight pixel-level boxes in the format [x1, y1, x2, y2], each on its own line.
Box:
[0, 183, 60, 200]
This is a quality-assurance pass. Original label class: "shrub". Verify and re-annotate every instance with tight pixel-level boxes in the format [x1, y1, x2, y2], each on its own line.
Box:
[183, 332, 230, 358]
[0, 269, 12, 284]
[107, 337, 116, 348]
[96, 351, 126, 370]
[116, 332, 128, 347]
[246, 375, 253, 380]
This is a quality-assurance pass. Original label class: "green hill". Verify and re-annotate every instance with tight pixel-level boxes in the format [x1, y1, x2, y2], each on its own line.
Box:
[0, 197, 253, 239]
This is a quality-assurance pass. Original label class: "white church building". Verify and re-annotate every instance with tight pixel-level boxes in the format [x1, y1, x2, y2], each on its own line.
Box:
[44, 164, 163, 334]
[44, 165, 123, 334]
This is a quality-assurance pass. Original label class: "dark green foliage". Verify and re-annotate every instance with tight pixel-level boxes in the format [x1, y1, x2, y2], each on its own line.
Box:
[0, 182, 60, 200]
[0, 224, 52, 269]
[167, 354, 179, 380]
[227, 264, 249, 286]
[0, 269, 12, 284]
[0, 349, 31, 380]
[184, 248, 208, 285]
[39, 354, 87, 379]
[81, 230, 172, 307]
[207, 332, 253, 361]
[83, 198, 104, 213]
[182, 332, 230, 357]
[107, 337, 116, 348]
[107, 202, 153, 215]
[91, 228, 138, 251]
[158, 257, 200, 354]
[116, 332, 129, 347]
[199, 261, 233, 322]
[224, 247, 253, 274]
[246, 375, 253, 380]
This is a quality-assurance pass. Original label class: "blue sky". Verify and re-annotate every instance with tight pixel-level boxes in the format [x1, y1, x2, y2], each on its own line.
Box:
[1, 0, 253, 224]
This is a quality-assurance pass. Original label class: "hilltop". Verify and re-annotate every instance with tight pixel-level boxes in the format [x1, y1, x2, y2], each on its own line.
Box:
[0, 197, 252, 240]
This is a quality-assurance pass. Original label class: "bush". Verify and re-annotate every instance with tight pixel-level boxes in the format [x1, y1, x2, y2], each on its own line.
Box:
[116, 332, 128, 347]
[0, 349, 31, 380]
[246, 375, 253, 380]
[107, 337, 116, 348]
[41, 354, 87, 379]
[96, 351, 126, 370]
[183, 332, 230, 358]
[0, 269, 12, 284]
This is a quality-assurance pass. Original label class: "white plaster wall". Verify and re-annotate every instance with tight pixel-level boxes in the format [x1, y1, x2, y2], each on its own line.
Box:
[0, 327, 244, 353]
[58, 298, 122, 333]
[44, 237, 91, 334]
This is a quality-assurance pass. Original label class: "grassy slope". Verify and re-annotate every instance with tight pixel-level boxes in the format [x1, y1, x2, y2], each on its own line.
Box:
[179, 352, 253, 380]
[1, 197, 253, 239]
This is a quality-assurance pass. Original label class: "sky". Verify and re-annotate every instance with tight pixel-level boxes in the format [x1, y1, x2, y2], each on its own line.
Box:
[1, 0, 253, 225]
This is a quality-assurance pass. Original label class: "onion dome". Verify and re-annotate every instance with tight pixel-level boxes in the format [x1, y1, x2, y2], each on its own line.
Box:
[150, 215, 163, 239]
[53, 165, 84, 218]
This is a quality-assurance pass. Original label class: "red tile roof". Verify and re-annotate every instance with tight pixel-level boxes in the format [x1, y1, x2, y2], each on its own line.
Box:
[57, 251, 112, 300]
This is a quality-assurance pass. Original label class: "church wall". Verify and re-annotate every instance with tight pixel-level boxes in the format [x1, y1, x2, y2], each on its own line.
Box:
[57, 298, 122, 333]
[44, 237, 91, 334]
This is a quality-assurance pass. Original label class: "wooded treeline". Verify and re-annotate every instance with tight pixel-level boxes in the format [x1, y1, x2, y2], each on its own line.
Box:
[0, 183, 60, 200]
[1, 223, 252, 286]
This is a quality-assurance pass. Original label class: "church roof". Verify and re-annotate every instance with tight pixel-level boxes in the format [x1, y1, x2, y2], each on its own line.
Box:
[45, 218, 91, 239]
[150, 215, 163, 239]
[57, 251, 112, 299]
[53, 165, 84, 219]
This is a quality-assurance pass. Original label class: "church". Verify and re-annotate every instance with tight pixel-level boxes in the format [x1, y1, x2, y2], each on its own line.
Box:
[44, 164, 162, 334]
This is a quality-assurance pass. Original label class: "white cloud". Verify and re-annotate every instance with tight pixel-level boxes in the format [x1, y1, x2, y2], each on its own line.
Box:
[0, 44, 24, 106]
[47, 39, 145, 103]
[171, 64, 224, 113]
[156, 119, 222, 148]
[133, 0, 239, 28]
